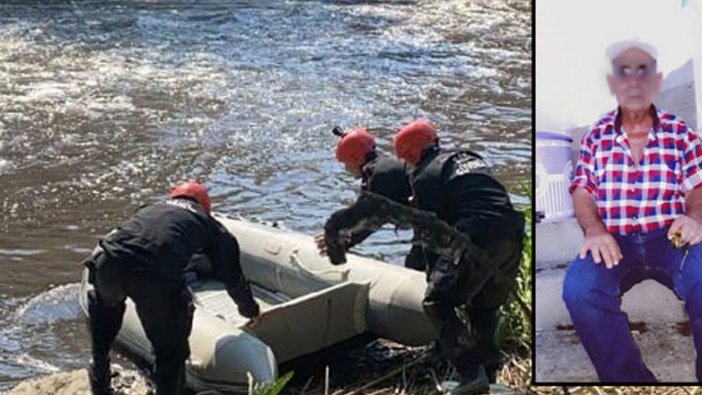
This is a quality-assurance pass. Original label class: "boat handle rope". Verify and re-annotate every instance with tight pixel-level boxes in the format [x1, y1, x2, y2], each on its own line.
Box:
[289, 249, 350, 281]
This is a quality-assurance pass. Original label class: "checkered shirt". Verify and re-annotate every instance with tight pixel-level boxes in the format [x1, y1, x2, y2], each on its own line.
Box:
[570, 106, 702, 235]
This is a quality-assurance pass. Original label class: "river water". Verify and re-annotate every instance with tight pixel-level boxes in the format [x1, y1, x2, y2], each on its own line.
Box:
[0, 0, 531, 389]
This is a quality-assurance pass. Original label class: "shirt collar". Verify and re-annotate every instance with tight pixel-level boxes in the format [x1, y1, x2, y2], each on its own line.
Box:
[613, 104, 660, 135]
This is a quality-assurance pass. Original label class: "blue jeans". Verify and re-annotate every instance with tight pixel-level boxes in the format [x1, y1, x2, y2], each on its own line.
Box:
[562, 227, 702, 382]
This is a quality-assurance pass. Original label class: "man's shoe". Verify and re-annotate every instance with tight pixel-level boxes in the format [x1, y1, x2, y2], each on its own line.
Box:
[427, 334, 473, 361]
[88, 362, 114, 395]
[441, 365, 490, 395]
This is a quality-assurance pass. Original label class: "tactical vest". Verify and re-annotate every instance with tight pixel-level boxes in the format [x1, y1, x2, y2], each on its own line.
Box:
[410, 148, 508, 223]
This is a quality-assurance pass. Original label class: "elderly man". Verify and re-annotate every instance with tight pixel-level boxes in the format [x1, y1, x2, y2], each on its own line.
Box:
[563, 39, 702, 382]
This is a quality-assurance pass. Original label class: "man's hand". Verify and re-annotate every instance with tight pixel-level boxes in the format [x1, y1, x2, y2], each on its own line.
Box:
[668, 215, 702, 247]
[315, 231, 353, 255]
[315, 233, 327, 255]
[579, 226, 622, 269]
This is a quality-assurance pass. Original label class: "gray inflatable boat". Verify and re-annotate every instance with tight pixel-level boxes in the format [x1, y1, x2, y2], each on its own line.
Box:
[79, 215, 435, 393]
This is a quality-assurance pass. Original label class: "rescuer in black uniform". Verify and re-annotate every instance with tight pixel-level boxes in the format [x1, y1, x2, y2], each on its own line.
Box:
[84, 181, 260, 395]
[393, 120, 525, 394]
[315, 126, 431, 271]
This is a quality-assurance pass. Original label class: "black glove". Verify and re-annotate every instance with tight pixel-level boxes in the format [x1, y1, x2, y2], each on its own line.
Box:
[404, 245, 427, 271]
[238, 299, 260, 319]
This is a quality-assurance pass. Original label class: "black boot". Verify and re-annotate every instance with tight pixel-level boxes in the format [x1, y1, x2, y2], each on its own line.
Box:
[87, 290, 125, 395]
[442, 364, 490, 395]
[153, 363, 186, 395]
[88, 360, 114, 395]
[423, 301, 474, 360]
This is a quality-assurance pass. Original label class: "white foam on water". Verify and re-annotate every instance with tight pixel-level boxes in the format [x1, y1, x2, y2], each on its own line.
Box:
[0, 159, 10, 173]
[0, 286, 86, 383]
[13, 283, 82, 327]
[14, 353, 61, 374]
[22, 84, 67, 103]
[84, 95, 137, 114]
[0, 248, 44, 257]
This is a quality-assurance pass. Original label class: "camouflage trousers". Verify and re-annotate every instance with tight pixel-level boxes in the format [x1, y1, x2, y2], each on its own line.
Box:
[423, 213, 524, 377]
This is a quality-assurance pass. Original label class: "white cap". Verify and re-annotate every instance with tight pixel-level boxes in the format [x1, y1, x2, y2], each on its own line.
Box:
[605, 39, 658, 61]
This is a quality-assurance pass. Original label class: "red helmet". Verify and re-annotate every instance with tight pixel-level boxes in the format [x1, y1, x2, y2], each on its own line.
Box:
[393, 119, 438, 165]
[335, 128, 376, 169]
[170, 181, 211, 213]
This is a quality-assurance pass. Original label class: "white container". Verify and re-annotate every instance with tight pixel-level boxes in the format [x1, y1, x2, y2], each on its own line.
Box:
[536, 131, 574, 222]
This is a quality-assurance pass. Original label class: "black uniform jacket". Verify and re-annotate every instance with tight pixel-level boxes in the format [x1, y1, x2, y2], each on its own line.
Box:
[410, 146, 514, 224]
[99, 198, 258, 317]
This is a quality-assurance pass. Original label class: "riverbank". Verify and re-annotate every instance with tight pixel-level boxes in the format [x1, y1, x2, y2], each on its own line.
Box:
[1, 350, 531, 395]
[0, 365, 150, 395]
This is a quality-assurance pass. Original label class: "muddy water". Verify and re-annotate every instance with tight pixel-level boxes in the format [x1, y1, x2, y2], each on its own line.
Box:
[0, 0, 531, 388]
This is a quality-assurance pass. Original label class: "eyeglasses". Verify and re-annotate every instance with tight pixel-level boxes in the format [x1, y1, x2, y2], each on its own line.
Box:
[613, 64, 655, 82]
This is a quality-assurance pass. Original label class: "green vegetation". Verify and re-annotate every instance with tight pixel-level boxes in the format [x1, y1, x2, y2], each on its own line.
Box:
[496, 204, 532, 354]
[249, 371, 294, 395]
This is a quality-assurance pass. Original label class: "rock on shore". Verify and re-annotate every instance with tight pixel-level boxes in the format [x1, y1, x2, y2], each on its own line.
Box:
[1, 365, 152, 395]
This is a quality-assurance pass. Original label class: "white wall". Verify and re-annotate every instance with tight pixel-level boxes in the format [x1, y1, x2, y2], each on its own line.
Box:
[536, 0, 700, 132]
[689, 0, 702, 133]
